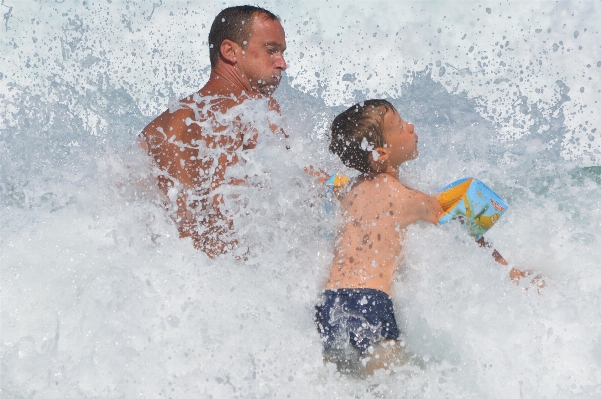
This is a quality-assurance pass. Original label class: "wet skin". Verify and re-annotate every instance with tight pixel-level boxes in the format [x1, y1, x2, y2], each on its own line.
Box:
[141, 14, 287, 257]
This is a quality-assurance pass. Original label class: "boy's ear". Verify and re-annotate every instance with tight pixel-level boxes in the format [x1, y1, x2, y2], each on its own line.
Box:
[220, 39, 241, 64]
[372, 147, 389, 163]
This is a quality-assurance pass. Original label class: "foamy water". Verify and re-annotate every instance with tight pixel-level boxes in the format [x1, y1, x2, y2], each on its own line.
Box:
[2, 1, 601, 398]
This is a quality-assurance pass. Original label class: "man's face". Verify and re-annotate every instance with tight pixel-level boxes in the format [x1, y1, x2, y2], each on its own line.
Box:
[238, 15, 287, 96]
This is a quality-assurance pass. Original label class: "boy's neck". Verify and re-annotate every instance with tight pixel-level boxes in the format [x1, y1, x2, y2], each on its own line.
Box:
[362, 170, 400, 181]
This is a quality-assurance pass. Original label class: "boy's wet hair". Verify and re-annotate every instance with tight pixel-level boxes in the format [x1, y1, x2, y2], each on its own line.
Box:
[208, 6, 279, 68]
[330, 99, 396, 173]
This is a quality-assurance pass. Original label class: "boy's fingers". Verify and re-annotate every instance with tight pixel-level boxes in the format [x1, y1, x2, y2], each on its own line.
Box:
[492, 249, 508, 265]
[509, 268, 529, 282]
[304, 166, 330, 183]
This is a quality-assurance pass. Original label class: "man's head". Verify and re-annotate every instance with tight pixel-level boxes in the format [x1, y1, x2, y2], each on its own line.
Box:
[330, 99, 418, 173]
[209, 6, 287, 95]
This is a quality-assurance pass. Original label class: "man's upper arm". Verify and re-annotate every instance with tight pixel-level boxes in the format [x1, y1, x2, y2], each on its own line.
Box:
[143, 108, 202, 189]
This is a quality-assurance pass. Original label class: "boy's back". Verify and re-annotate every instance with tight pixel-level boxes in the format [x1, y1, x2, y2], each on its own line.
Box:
[326, 173, 441, 295]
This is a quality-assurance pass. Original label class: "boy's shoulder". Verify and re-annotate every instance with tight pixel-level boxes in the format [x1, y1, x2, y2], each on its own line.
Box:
[342, 173, 417, 204]
[340, 173, 441, 225]
[348, 173, 415, 193]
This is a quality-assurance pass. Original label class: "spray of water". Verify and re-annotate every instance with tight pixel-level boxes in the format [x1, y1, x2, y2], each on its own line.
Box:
[2, 1, 601, 398]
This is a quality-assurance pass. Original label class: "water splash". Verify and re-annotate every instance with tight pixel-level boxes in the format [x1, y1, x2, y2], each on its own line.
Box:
[2, 1, 601, 398]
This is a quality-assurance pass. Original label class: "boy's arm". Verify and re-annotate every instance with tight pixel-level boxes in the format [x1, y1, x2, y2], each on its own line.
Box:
[477, 236, 540, 286]
[417, 192, 444, 225]
[476, 236, 508, 265]
[427, 189, 509, 268]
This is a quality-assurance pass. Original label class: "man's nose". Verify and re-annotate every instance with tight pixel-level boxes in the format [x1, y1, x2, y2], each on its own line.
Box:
[275, 53, 287, 70]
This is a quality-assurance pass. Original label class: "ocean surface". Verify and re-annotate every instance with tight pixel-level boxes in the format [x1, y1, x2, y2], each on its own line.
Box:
[2, 1, 601, 397]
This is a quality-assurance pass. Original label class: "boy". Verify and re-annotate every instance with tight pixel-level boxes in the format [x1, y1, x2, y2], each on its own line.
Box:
[315, 99, 443, 374]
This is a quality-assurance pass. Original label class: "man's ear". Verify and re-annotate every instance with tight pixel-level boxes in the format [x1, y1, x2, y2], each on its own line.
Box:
[219, 39, 241, 65]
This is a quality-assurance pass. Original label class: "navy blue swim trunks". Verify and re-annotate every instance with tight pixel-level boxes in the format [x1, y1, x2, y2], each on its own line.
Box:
[315, 288, 400, 354]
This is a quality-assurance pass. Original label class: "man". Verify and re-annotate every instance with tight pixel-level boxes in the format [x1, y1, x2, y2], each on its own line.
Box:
[141, 6, 287, 257]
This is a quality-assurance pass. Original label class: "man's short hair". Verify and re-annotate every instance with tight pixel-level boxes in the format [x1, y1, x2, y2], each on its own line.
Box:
[330, 99, 397, 174]
[208, 5, 279, 68]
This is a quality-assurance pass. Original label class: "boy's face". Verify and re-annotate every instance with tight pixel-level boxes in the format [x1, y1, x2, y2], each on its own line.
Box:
[382, 109, 418, 169]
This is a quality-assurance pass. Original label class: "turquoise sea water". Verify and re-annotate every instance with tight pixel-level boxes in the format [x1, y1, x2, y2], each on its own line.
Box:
[2, 1, 601, 397]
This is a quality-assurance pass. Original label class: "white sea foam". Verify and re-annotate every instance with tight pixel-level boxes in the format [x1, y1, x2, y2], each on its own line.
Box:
[2, 1, 601, 398]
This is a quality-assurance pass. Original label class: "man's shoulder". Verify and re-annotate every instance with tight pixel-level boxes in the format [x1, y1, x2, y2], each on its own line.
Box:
[147, 93, 240, 127]
[143, 105, 194, 135]
[191, 89, 253, 116]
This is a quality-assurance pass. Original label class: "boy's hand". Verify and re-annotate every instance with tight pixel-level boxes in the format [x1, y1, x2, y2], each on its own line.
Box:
[477, 237, 545, 292]
[304, 165, 330, 184]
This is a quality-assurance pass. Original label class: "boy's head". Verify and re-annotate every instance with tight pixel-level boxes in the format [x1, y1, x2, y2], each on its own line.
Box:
[330, 99, 417, 173]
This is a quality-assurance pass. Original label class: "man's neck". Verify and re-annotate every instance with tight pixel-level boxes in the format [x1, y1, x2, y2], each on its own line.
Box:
[201, 64, 253, 98]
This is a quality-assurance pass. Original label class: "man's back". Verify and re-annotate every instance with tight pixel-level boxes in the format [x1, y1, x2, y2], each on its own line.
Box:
[141, 93, 256, 255]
